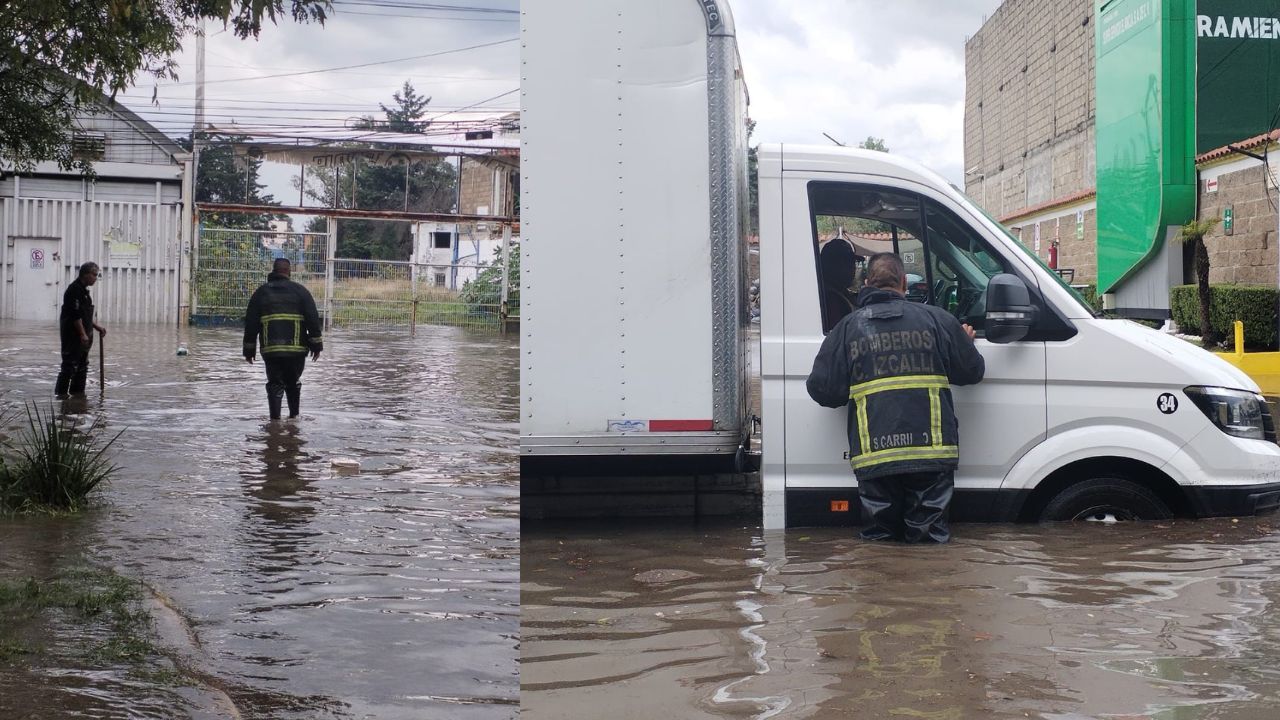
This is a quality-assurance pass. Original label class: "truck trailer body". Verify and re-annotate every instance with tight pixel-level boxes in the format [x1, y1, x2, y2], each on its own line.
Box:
[520, 0, 751, 465]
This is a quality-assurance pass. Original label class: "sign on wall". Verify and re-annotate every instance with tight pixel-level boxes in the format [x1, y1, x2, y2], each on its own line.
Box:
[29, 248, 44, 269]
[1197, 1, 1280, 153]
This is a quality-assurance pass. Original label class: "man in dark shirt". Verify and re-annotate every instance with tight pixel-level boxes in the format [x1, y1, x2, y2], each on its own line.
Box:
[55, 262, 107, 397]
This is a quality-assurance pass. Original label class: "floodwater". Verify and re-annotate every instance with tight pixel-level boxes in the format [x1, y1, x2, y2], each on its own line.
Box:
[0, 320, 518, 719]
[522, 519, 1280, 719]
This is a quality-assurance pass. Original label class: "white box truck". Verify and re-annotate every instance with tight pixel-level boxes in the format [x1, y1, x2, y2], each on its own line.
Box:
[521, 0, 1280, 529]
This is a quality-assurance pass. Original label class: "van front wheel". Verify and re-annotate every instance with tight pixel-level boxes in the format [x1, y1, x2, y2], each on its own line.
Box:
[1039, 478, 1173, 523]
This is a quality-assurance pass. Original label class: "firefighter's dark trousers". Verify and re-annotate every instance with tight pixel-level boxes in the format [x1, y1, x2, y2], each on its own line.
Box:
[263, 354, 307, 419]
[857, 471, 954, 544]
[54, 338, 91, 396]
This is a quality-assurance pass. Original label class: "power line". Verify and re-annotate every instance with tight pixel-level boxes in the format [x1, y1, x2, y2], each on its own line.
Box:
[163, 37, 518, 87]
[428, 88, 518, 120]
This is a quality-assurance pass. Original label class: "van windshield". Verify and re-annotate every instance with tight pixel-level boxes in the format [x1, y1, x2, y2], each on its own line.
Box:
[955, 187, 1099, 318]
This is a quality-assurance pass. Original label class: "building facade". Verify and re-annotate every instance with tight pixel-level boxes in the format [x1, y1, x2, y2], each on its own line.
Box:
[0, 100, 186, 323]
[964, 0, 1280, 292]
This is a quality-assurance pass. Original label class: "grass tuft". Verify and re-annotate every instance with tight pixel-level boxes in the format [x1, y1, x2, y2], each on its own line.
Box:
[0, 402, 121, 513]
[0, 569, 159, 666]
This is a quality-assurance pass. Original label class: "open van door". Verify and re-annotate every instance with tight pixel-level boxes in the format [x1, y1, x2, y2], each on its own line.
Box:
[765, 147, 1049, 527]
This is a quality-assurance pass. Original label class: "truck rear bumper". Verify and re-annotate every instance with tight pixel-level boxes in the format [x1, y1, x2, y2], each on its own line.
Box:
[521, 431, 742, 456]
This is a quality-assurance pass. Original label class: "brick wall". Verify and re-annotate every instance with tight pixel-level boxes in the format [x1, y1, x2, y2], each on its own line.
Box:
[459, 158, 492, 215]
[964, 0, 1095, 218]
[1199, 165, 1279, 285]
[1008, 207, 1098, 285]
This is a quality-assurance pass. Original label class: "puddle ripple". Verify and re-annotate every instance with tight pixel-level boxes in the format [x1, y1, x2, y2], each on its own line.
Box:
[522, 519, 1280, 719]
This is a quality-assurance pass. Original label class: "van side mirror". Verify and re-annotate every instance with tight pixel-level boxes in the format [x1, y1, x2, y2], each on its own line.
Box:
[985, 274, 1036, 344]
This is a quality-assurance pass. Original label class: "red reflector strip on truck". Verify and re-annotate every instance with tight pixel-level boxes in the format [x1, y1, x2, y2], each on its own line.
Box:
[649, 420, 714, 432]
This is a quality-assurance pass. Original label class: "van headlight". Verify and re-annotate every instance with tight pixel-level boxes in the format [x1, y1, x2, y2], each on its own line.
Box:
[1184, 386, 1274, 442]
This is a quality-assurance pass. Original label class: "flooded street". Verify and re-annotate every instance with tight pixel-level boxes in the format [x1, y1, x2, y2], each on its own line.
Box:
[0, 320, 518, 719]
[522, 519, 1280, 719]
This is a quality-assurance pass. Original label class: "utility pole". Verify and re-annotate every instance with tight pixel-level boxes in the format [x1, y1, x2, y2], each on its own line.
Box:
[183, 20, 207, 325]
[193, 21, 206, 182]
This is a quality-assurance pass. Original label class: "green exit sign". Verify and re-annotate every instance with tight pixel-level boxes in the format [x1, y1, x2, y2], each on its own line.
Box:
[1223, 205, 1234, 235]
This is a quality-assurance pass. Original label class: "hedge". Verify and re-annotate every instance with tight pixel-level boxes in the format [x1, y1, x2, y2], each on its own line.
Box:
[1073, 283, 1103, 313]
[1169, 284, 1279, 350]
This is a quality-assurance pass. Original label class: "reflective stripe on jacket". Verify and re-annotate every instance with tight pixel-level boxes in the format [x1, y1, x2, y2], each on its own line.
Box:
[243, 273, 323, 357]
[806, 287, 985, 480]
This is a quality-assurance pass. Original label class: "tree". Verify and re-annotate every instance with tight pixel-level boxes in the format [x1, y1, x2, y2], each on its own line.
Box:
[1178, 216, 1223, 347]
[295, 82, 458, 260]
[181, 135, 283, 230]
[460, 242, 519, 315]
[858, 136, 890, 153]
[0, 1, 327, 173]
[374, 81, 433, 134]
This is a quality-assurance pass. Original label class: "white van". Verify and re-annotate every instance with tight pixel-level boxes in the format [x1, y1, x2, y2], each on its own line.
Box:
[520, 0, 1280, 529]
[759, 144, 1280, 527]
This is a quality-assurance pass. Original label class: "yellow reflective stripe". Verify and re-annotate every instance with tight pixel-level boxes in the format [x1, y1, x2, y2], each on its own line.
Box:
[855, 397, 871, 456]
[850, 445, 959, 470]
[259, 313, 303, 322]
[849, 374, 949, 401]
[929, 387, 942, 448]
[262, 345, 307, 353]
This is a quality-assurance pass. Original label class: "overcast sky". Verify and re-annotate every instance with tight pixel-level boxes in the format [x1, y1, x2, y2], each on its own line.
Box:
[117, 0, 1005, 196]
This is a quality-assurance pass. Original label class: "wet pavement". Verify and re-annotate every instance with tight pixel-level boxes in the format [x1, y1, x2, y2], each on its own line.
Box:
[0, 320, 518, 719]
[522, 519, 1280, 719]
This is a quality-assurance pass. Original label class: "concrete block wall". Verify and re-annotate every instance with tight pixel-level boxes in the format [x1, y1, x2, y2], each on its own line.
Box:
[964, 0, 1095, 218]
[1199, 165, 1279, 285]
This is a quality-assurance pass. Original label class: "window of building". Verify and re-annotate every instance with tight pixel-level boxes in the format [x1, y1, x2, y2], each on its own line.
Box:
[71, 132, 106, 161]
[432, 232, 452, 249]
[434, 272, 446, 287]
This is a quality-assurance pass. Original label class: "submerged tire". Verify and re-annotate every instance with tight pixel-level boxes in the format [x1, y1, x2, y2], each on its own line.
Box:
[1039, 477, 1173, 523]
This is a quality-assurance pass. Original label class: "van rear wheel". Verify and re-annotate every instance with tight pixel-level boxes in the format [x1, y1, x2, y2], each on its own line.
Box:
[1039, 477, 1173, 523]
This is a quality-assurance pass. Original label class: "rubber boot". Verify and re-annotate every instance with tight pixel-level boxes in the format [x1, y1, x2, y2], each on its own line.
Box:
[286, 383, 301, 418]
[902, 472, 953, 544]
[267, 383, 284, 420]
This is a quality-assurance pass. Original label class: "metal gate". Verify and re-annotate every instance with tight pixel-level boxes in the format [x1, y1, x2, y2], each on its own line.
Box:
[192, 224, 511, 331]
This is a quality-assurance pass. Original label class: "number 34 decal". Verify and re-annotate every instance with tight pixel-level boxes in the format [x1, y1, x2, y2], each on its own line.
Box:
[1157, 393, 1179, 415]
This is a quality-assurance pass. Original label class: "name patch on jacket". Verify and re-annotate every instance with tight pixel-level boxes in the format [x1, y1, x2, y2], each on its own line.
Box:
[849, 330, 939, 381]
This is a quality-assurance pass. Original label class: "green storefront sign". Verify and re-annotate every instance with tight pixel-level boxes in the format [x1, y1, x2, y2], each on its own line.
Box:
[1095, 0, 1197, 294]
[1198, 1, 1280, 154]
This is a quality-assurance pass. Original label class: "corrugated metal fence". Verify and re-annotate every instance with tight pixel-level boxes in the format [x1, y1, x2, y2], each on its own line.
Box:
[0, 198, 182, 323]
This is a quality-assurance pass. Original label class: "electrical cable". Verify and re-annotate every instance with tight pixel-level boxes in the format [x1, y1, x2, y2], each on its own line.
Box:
[161, 37, 518, 87]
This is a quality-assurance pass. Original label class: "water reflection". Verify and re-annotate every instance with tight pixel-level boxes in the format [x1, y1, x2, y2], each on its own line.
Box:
[522, 520, 1280, 720]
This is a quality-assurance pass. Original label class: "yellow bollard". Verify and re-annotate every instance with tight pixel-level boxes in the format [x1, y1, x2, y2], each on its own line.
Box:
[1234, 320, 1245, 357]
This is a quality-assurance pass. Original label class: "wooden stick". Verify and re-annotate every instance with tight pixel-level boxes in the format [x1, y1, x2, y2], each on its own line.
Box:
[98, 335, 105, 395]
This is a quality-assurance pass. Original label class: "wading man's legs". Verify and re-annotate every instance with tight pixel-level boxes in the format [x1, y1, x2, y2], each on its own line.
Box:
[901, 471, 953, 544]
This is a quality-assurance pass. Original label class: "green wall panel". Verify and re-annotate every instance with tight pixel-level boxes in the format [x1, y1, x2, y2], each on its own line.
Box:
[1096, 0, 1197, 293]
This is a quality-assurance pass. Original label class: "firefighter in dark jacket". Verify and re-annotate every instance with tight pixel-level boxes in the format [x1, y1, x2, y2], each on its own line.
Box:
[244, 258, 323, 420]
[55, 262, 107, 397]
[806, 252, 985, 543]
